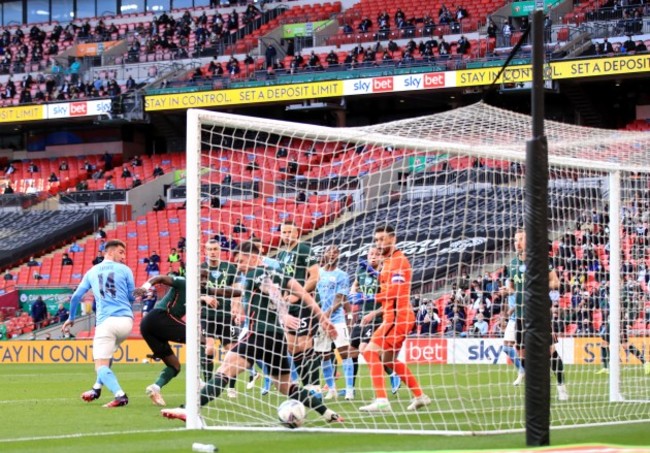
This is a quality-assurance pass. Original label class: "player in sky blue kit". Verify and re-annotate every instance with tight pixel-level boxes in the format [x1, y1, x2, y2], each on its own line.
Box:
[62, 239, 135, 408]
[314, 245, 354, 400]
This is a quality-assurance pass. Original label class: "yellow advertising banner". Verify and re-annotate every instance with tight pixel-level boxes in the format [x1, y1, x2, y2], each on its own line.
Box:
[456, 54, 650, 87]
[0, 105, 44, 123]
[145, 80, 343, 112]
[573, 336, 650, 365]
[0, 340, 186, 364]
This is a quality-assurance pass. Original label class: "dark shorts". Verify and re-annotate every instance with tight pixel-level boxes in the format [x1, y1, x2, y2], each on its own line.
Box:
[350, 318, 381, 349]
[285, 305, 318, 337]
[140, 308, 186, 358]
[232, 330, 291, 377]
[202, 316, 239, 347]
[516, 317, 525, 349]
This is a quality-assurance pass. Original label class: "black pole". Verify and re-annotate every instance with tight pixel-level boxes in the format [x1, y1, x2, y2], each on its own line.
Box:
[525, 7, 551, 447]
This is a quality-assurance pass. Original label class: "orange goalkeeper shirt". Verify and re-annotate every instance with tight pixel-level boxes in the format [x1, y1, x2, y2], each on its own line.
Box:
[376, 249, 414, 326]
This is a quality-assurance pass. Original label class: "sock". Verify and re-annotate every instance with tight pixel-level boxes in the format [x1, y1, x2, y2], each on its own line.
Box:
[391, 360, 423, 398]
[200, 373, 229, 406]
[93, 380, 102, 390]
[289, 384, 326, 415]
[287, 354, 300, 383]
[248, 366, 256, 381]
[504, 346, 524, 373]
[259, 361, 271, 392]
[550, 350, 564, 385]
[351, 356, 359, 387]
[97, 365, 123, 396]
[363, 349, 387, 399]
[343, 357, 354, 392]
[601, 346, 609, 369]
[155, 366, 179, 388]
[200, 346, 214, 382]
[322, 358, 335, 390]
[307, 349, 322, 387]
[628, 345, 645, 364]
[383, 364, 393, 375]
[228, 377, 237, 389]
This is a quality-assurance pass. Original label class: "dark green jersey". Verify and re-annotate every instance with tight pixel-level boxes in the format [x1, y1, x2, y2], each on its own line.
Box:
[245, 267, 289, 335]
[154, 276, 186, 319]
[356, 266, 380, 315]
[508, 256, 526, 319]
[201, 261, 237, 320]
[277, 242, 317, 316]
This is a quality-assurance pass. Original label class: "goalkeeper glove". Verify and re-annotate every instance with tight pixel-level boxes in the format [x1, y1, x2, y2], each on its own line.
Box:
[359, 259, 380, 278]
[262, 257, 282, 271]
[348, 292, 365, 305]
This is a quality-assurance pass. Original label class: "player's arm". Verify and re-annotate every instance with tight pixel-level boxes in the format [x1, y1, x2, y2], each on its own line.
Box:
[230, 276, 246, 324]
[286, 277, 337, 338]
[375, 258, 410, 303]
[303, 263, 319, 293]
[361, 308, 382, 326]
[204, 285, 242, 298]
[125, 267, 136, 303]
[549, 269, 560, 290]
[63, 273, 92, 330]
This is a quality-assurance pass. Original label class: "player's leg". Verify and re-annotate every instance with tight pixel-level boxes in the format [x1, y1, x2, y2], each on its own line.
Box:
[503, 319, 524, 378]
[550, 342, 568, 401]
[596, 324, 610, 374]
[141, 310, 186, 406]
[93, 317, 133, 407]
[381, 327, 429, 411]
[360, 324, 392, 411]
[332, 323, 355, 400]
[269, 336, 342, 423]
[286, 311, 320, 391]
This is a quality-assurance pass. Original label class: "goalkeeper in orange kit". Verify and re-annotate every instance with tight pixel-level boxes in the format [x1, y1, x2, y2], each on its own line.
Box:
[359, 225, 431, 412]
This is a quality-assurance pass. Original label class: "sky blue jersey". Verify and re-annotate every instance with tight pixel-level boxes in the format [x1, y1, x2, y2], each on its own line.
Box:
[317, 267, 350, 324]
[69, 259, 135, 325]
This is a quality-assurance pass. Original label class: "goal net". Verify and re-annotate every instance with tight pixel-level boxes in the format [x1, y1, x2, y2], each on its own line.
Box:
[184, 103, 650, 434]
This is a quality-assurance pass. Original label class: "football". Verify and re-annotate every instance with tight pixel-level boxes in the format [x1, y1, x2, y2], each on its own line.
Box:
[277, 399, 306, 429]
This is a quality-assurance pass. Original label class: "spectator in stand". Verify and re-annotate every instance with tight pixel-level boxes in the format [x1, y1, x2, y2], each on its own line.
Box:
[27, 161, 39, 173]
[102, 151, 113, 171]
[177, 237, 186, 252]
[167, 248, 181, 267]
[501, 20, 512, 47]
[4, 270, 13, 281]
[62, 253, 74, 266]
[622, 34, 636, 53]
[56, 304, 69, 324]
[104, 179, 116, 190]
[265, 44, 277, 69]
[469, 312, 489, 337]
[358, 17, 372, 32]
[3, 182, 14, 194]
[146, 260, 160, 276]
[342, 23, 354, 34]
[92, 252, 104, 265]
[31, 296, 48, 329]
[444, 301, 466, 336]
[4, 162, 15, 175]
[131, 175, 142, 188]
[152, 195, 166, 212]
[48, 172, 59, 182]
[27, 256, 40, 267]
[59, 160, 69, 171]
[233, 219, 247, 234]
[76, 180, 89, 191]
[153, 165, 164, 177]
[131, 155, 143, 167]
[0, 319, 7, 341]
[69, 242, 82, 254]
[82, 160, 94, 175]
[438, 37, 451, 57]
[457, 35, 471, 55]
[598, 38, 614, 54]
[125, 76, 136, 91]
[141, 289, 157, 315]
[417, 300, 440, 335]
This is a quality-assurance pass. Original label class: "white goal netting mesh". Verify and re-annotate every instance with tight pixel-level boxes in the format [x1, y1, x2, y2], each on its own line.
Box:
[186, 103, 650, 434]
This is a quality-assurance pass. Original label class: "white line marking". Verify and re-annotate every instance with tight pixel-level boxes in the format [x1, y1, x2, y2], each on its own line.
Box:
[0, 427, 186, 443]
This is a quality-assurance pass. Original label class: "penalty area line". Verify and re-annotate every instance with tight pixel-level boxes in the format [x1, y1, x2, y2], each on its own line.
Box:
[0, 427, 186, 444]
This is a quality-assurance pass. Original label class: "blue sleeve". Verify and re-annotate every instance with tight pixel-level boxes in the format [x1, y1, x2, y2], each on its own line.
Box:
[336, 270, 350, 296]
[124, 266, 135, 302]
[69, 271, 92, 321]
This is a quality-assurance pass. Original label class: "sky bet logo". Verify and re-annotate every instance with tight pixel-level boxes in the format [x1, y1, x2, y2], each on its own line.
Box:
[372, 76, 394, 92]
[424, 72, 445, 88]
[70, 102, 88, 116]
[468, 341, 504, 363]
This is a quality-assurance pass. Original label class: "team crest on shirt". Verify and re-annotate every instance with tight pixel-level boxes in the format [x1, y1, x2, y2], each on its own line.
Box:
[519, 264, 526, 272]
[211, 270, 222, 280]
[364, 277, 373, 285]
[391, 272, 406, 283]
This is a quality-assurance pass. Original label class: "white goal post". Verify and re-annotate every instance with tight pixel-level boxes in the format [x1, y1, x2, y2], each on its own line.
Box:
[184, 104, 650, 434]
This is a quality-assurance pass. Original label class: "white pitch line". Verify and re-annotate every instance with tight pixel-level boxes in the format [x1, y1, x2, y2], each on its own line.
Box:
[0, 427, 186, 443]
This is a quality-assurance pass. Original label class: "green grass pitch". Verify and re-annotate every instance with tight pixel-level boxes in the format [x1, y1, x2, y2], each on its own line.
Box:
[0, 363, 648, 453]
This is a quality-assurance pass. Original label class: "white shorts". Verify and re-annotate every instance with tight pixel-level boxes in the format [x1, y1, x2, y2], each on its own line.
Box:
[93, 316, 134, 360]
[313, 322, 350, 353]
[504, 319, 517, 343]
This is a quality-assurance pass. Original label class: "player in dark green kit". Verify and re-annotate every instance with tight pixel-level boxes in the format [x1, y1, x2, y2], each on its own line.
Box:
[276, 221, 321, 391]
[201, 239, 238, 394]
[161, 241, 343, 423]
